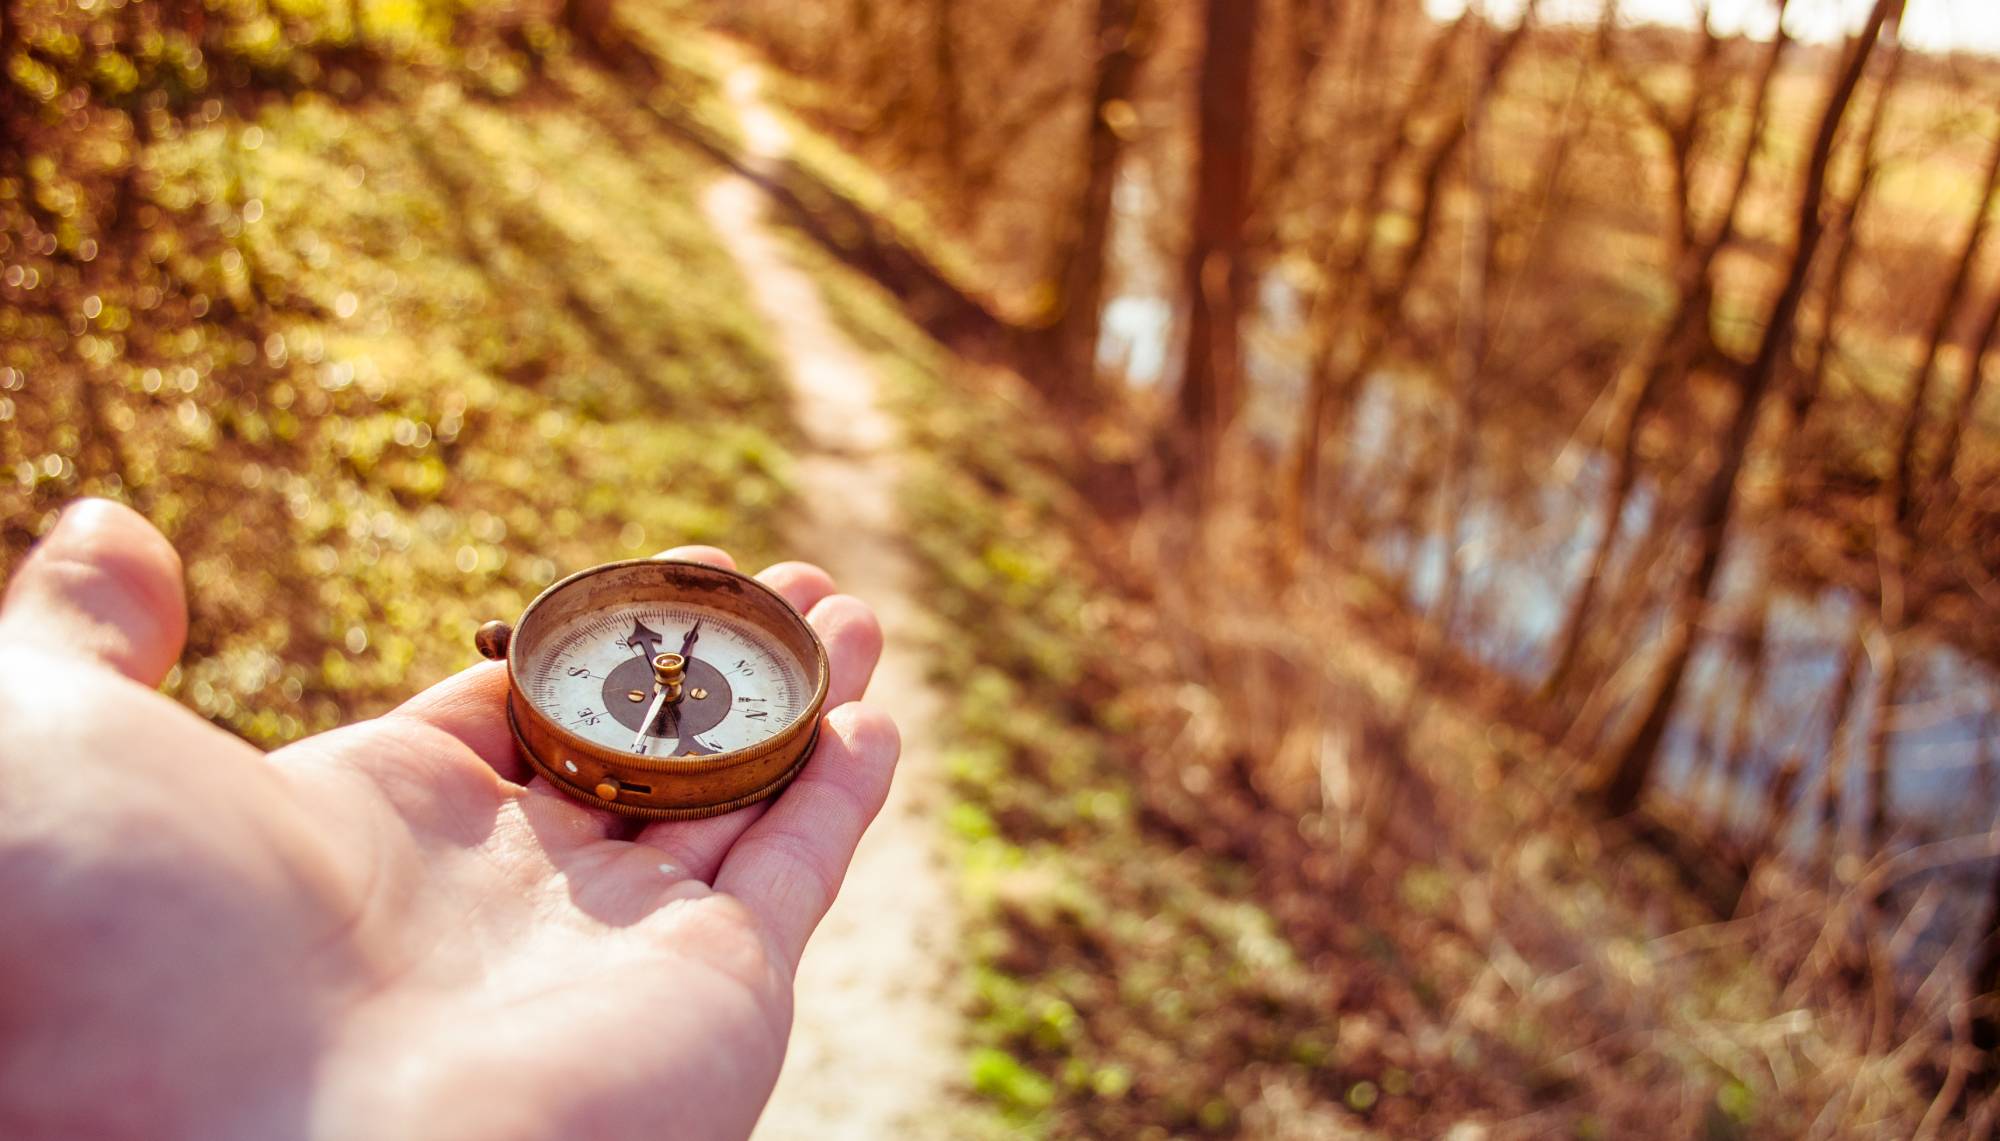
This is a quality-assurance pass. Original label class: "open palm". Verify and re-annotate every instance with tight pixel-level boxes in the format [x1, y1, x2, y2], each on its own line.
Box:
[0, 500, 897, 1141]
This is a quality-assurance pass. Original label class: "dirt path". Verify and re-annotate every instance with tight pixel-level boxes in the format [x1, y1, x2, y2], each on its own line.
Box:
[700, 58, 961, 1141]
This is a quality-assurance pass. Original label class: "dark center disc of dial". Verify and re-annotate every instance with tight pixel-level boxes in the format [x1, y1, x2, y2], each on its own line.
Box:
[601, 655, 734, 738]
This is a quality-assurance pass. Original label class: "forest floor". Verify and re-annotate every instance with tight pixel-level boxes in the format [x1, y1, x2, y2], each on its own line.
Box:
[700, 56, 965, 1140]
[727, 38, 1966, 1140]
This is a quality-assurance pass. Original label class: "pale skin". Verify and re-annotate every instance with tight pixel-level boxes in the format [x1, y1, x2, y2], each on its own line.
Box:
[0, 499, 897, 1140]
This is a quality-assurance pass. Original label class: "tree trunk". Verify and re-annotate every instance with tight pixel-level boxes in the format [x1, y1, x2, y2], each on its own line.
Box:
[1277, 7, 1526, 553]
[1166, 0, 1260, 501]
[1373, 7, 1535, 313]
[1970, 858, 2000, 1073]
[1540, 322, 1681, 695]
[1747, 752, 1804, 870]
[1888, 125, 2000, 525]
[1585, 0, 1901, 817]
[1928, 282, 2000, 496]
[1276, 309, 1344, 558]
[1794, 38, 1903, 426]
[562, 0, 617, 56]
[1424, 6, 1500, 654]
[931, 0, 964, 192]
[1049, 0, 1147, 401]
[1855, 92, 2000, 852]
[1719, 595, 1772, 826]
[1248, 0, 1340, 255]
[1542, 12, 1789, 696]
[1862, 615, 1903, 853]
[1815, 632, 1866, 865]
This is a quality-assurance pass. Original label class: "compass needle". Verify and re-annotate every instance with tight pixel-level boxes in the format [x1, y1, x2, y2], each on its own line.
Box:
[631, 685, 671, 754]
[625, 619, 663, 662]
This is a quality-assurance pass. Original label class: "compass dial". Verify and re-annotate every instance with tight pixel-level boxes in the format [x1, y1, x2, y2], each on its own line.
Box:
[519, 601, 809, 757]
[483, 557, 830, 818]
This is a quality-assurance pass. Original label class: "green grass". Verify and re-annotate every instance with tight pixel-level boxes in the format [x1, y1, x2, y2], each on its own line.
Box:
[2, 24, 795, 742]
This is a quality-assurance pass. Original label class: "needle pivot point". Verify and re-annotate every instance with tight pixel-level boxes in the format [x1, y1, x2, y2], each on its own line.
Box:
[653, 652, 687, 703]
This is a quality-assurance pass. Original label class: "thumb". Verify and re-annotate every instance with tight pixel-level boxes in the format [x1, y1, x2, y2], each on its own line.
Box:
[0, 499, 189, 686]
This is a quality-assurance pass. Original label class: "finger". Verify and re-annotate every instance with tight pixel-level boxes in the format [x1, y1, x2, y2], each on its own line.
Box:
[0, 498, 187, 686]
[757, 560, 836, 615]
[659, 547, 835, 617]
[713, 703, 899, 969]
[635, 801, 769, 883]
[628, 584, 865, 872]
[382, 660, 525, 782]
[656, 545, 736, 570]
[809, 594, 883, 707]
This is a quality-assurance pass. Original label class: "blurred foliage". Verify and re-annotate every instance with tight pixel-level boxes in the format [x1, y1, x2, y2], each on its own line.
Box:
[775, 101, 1937, 1137]
[1, 0, 793, 741]
[778, 226, 1361, 1137]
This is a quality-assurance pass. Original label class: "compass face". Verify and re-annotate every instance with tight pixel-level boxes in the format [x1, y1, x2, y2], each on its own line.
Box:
[489, 558, 829, 817]
[517, 600, 810, 757]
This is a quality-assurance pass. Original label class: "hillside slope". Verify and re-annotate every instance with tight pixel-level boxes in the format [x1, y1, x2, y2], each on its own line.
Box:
[3, 19, 795, 739]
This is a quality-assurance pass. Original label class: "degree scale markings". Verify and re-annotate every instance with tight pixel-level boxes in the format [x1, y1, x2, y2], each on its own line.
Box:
[523, 602, 808, 754]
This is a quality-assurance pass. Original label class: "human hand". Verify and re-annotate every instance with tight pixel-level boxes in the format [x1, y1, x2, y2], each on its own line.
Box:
[0, 500, 896, 1140]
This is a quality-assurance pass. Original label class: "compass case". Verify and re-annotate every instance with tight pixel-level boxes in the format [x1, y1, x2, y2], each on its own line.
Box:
[494, 559, 831, 819]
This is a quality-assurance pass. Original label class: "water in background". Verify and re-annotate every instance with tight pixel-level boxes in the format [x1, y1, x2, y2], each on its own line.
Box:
[1097, 172, 2000, 962]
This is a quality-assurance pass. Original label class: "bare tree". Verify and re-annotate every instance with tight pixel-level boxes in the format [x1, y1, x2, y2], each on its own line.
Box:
[1425, 4, 1502, 658]
[1928, 282, 2000, 496]
[1599, 0, 1725, 265]
[1248, 0, 1343, 256]
[1275, 10, 1474, 554]
[1792, 37, 1906, 428]
[1278, 6, 1538, 554]
[1887, 131, 2000, 527]
[1717, 595, 1772, 826]
[1857, 125, 2000, 852]
[1585, 0, 1903, 816]
[1814, 632, 1867, 864]
[1047, 0, 1150, 401]
[1541, 2, 1791, 695]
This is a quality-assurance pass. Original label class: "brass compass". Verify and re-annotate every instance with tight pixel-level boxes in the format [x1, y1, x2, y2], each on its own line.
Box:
[475, 559, 830, 819]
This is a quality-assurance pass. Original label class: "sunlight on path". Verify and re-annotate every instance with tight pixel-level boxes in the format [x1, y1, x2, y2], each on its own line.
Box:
[702, 55, 962, 1141]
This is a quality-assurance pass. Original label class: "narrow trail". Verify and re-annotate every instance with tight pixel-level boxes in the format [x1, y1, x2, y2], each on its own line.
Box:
[700, 59, 962, 1140]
